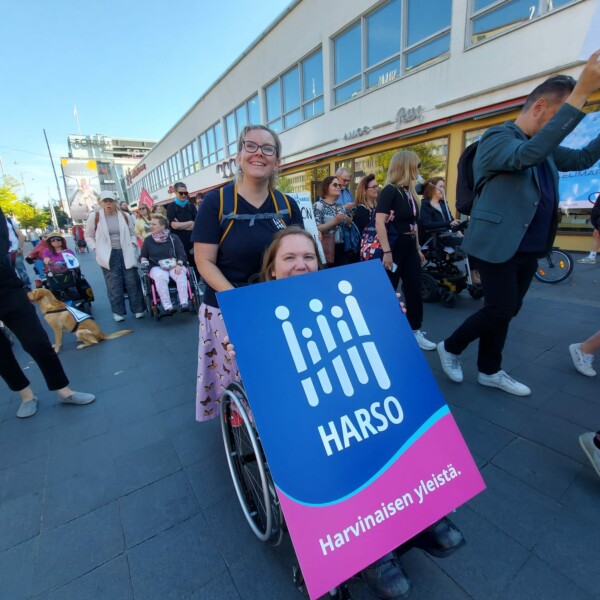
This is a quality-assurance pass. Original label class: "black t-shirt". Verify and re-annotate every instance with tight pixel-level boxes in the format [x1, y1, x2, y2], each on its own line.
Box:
[375, 184, 419, 234]
[191, 187, 303, 307]
[353, 204, 373, 235]
[167, 201, 198, 250]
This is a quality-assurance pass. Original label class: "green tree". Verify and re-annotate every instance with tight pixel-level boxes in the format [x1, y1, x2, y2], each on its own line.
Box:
[0, 179, 51, 228]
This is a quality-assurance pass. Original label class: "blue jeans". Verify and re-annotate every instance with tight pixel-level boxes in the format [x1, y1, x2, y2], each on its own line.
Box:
[101, 249, 144, 316]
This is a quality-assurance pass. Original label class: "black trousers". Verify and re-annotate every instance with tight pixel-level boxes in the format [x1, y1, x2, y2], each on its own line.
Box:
[388, 235, 423, 331]
[0, 286, 69, 391]
[444, 253, 538, 374]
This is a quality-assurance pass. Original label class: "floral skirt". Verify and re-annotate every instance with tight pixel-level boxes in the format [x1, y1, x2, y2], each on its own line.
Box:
[195, 303, 240, 422]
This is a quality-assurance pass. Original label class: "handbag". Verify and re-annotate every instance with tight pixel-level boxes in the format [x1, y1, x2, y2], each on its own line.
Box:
[321, 233, 336, 265]
[360, 208, 398, 261]
[158, 235, 178, 270]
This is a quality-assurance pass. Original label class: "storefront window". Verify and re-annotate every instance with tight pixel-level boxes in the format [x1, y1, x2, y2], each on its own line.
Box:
[265, 49, 324, 133]
[469, 0, 579, 46]
[278, 165, 330, 202]
[332, 0, 450, 105]
[463, 127, 487, 149]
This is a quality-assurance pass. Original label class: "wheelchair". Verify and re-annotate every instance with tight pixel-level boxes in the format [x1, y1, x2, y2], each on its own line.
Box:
[220, 382, 350, 598]
[42, 264, 94, 315]
[140, 263, 204, 320]
[420, 224, 483, 308]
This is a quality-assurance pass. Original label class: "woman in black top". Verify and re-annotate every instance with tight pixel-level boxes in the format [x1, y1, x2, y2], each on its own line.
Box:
[419, 181, 461, 232]
[354, 174, 379, 235]
[376, 150, 435, 350]
[167, 182, 198, 271]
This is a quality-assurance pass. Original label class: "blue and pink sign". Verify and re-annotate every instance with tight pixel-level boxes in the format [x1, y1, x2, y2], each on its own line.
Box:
[218, 260, 485, 599]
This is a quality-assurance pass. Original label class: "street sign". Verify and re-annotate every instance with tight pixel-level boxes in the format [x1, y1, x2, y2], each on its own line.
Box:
[218, 261, 485, 599]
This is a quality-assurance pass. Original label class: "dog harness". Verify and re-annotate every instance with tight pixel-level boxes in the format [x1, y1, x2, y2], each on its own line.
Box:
[44, 306, 92, 332]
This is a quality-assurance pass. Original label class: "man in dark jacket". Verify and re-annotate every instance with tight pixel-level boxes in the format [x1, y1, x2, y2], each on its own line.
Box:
[0, 207, 95, 418]
[167, 182, 198, 273]
[437, 51, 600, 396]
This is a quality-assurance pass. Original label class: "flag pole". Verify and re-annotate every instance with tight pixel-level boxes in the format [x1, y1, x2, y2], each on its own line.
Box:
[43, 128, 71, 219]
[73, 105, 81, 135]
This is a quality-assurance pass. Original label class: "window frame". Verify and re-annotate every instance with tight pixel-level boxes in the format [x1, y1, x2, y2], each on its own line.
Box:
[466, 0, 581, 48]
[199, 121, 224, 168]
[331, 0, 451, 107]
[224, 94, 260, 157]
[263, 47, 325, 133]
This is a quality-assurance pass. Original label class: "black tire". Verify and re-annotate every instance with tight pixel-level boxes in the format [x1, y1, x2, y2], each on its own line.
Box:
[221, 382, 283, 545]
[535, 249, 573, 284]
[421, 273, 440, 302]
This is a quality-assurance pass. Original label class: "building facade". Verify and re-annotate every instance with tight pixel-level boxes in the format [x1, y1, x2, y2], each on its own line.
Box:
[126, 0, 599, 249]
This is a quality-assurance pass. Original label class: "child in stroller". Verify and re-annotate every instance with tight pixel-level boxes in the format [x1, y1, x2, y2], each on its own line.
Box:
[40, 231, 94, 314]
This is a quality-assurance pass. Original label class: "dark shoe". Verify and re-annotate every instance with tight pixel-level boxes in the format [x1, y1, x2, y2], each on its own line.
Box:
[409, 517, 465, 558]
[360, 552, 411, 600]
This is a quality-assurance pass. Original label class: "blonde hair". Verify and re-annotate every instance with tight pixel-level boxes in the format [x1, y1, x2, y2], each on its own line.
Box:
[150, 213, 169, 229]
[236, 125, 282, 190]
[259, 227, 322, 282]
[385, 150, 420, 201]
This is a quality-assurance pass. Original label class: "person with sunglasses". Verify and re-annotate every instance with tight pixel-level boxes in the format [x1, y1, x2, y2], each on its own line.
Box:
[354, 174, 380, 235]
[41, 231, 76, 275]
[314, 176, 353, 267]
[167, 182, 198, 274]
[192, 125, 303, 423]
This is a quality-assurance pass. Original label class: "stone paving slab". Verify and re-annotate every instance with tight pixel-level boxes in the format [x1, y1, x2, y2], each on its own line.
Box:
[0, 246, 599, 599]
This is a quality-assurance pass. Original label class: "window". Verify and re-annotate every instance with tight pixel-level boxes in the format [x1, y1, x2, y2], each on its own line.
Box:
[167, 153, 182, 183]
[278, 165, 330, 202]
[469, 0, 578, 45]
[265, 49, 324, 132]
[200, 122, 224, 167]
[333, 0, 451, 105]
[225, 95, 260, 156]
[181, 140, 199, 176]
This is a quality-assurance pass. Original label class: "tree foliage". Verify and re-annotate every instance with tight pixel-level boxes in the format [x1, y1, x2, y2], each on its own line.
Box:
[0, 178, 50, 228]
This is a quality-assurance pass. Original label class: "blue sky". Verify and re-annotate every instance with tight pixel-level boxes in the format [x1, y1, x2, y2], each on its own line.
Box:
[0, 0, 292, 205]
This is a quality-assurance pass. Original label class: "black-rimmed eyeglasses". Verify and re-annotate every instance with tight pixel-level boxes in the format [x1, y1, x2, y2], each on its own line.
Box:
[241, 140, 276, 156]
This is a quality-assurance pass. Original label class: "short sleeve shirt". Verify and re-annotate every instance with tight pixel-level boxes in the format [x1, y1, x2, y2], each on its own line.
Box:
[191, 186, 303, 307]
[375, 184, 419, 235]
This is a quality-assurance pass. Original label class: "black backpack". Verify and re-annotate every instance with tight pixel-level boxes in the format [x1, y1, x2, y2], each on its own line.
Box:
[455, 141, 481, 216]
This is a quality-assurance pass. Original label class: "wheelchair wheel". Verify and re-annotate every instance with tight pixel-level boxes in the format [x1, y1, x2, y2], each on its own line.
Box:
[421, 273, 440, 302]
[535, 249, 573, 284]
[221, 382, 283, 545]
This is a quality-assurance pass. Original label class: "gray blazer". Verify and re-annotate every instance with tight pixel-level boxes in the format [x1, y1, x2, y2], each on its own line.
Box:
[462, 103, 600, 263]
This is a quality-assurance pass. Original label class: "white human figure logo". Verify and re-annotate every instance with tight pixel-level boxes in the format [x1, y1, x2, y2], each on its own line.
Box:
[275, 280, 391, 407]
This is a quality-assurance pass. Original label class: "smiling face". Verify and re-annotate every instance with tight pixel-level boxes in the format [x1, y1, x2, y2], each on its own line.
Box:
[326, 177, 342, 201]
[237, 128, 280, 184]
[366, 180, 379, 202]
[271, 233, 319, 280]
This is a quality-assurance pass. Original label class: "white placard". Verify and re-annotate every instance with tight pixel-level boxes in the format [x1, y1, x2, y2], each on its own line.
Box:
[288, 193, 326, 263]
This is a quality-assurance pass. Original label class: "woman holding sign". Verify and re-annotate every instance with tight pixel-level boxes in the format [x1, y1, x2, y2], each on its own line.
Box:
[192, 125, 303, 423]
[225, 226, 465, 600]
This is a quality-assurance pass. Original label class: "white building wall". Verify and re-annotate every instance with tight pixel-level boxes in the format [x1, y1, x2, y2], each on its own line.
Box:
[128, 0, 595, 202]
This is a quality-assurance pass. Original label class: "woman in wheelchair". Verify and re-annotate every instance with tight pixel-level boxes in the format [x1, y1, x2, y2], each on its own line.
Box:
[41, 232, 76, 274]
[223, 227, 465, 600]
[139, 214, 189, 315]
[419, 181, 461, 235]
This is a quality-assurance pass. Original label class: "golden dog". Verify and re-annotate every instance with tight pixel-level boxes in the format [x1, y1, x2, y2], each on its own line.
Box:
[28, 288, 133, 352]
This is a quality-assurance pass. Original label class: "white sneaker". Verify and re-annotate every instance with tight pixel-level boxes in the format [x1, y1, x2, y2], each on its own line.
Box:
[113, 313, 125, 322]
[569, 343, 596, 377]
[135, 312, 145, 319]
[577, 256, 597, 264]
[477, 370, 531, 396]
[579, 432, 600, 478]
[437, 342, 463, 382]
[413, 330, 436, 351]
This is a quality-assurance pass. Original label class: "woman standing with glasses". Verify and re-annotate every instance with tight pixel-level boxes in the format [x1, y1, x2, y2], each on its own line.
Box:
[313, 176, 353, 267]
[167, 182, 198, 273]
[191, 125, 303, 422]
[376, 151, 436, 351]
[354, 174, 380, 235]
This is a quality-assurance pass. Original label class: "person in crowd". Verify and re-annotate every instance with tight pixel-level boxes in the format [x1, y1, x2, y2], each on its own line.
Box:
[335, 167, 355, 209]
[419, 180, 461, 233]
[154, 205, 168, 218]
[314, 176, 353, 267]
[120, 201, 136, 225]
[140, 214, 190, 315]
[167, 182, 198, 273]
[228, 226, 464, 599]
[354, 174, 380, 235]
[5, 214, 31, 289]
[85, 190, 145, 322]
[26, 232, 51, 280]
[376, 150, 436, 351]
[27, 226, 40, 247]
[437, 54, 600, 396]
[0, 207, 94, 418]
[135, 204, 153, 248]
[578, 196, 600, 264]
[192, 124, 303, 423]
[41, 231, 76, 274]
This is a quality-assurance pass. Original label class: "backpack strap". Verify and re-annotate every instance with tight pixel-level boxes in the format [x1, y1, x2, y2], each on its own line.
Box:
[219, 184, 237, 244]
[94, 209, 129, 229]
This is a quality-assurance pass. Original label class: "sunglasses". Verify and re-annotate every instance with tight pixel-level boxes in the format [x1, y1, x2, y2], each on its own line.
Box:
[177, 191, 189, 196]
[331, 183, 341, 189]
[49, 238, 62, 243]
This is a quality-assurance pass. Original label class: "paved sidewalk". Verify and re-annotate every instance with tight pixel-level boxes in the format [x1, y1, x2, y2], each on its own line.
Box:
[0, 246, 598, 599]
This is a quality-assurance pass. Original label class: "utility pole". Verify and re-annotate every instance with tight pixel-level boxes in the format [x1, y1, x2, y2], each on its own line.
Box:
[43, 129, 71, 218]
